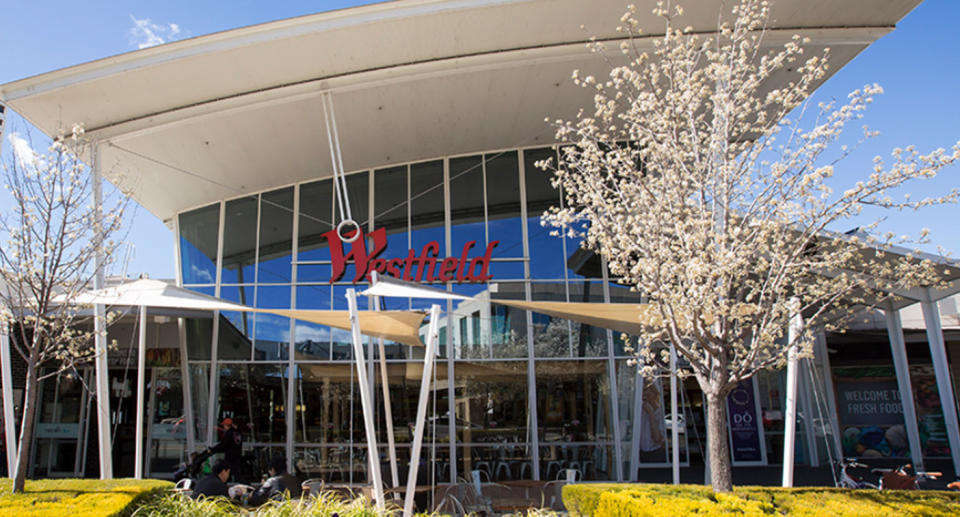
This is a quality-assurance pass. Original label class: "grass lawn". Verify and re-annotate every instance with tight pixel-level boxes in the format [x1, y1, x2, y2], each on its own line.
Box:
[0, 478, 171, 517]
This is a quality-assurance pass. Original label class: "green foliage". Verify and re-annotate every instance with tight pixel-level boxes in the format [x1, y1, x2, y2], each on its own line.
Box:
[130, 490, 443, 516]
[563, 483, 960, 517]
[0, 478, 171, 517]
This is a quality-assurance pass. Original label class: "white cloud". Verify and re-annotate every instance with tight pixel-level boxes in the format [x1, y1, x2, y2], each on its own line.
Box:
[128, 15, 184, 49]
[8, 132, 40, 168]
[290, 324, 331, 343]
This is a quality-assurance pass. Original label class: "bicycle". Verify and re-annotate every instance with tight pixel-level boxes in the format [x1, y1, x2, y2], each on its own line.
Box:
[871, 463, 941, 490]
[834, 458, 878, 489]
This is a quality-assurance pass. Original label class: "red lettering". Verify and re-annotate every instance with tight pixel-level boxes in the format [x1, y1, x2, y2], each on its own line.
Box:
[417, 241, 440, 282]
[437, 257, 459, 282]
[386, 258, 404, 278]
[456, 241, 476, 282]
[467, 241, 499, 282]
[323, 227, 387, 283]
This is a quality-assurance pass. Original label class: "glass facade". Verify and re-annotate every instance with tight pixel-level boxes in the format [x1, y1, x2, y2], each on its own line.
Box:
[175, 146, 828, 482]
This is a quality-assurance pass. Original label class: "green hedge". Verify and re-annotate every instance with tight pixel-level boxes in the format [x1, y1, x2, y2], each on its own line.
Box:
[0, 478, 172, 517]
[563, 483, 960, 517]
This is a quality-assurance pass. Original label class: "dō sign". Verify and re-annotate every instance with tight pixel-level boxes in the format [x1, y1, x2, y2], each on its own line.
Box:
[726, 378, 763, 463]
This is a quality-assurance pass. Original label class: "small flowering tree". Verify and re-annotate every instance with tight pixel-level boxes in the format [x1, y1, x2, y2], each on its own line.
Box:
[0, 125, 128, 492]
[541, 0, 959, 492]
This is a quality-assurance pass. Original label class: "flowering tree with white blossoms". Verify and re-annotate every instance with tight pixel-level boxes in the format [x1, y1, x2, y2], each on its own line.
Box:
[540, 0, 960, 492]
[0, 125, 128, 492]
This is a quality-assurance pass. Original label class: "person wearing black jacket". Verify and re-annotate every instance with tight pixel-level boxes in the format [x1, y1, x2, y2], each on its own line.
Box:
[248, 455, 301, 505]
[191, 460, 231, 500]
[208, 417, 244, 478]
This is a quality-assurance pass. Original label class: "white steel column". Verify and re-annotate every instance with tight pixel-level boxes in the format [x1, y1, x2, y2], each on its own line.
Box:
[883, 300, 924, 472]
[781, 302, 801, 487]
[346, 289, 385, 511]
[403, 304, 441, 517]
[669, 345, 680, 485]
[134, 305, 147, 479]
[920, 293, 960, 475]
[92, 144, 113, 479]
[1, 329, 16, 474]
[172, 215, 196, 455]
[375, 299, 401, 492]
[628, 366, 643, 481]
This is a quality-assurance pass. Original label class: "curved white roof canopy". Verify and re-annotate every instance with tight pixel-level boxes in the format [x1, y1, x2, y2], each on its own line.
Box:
[0, 0, 921, 224]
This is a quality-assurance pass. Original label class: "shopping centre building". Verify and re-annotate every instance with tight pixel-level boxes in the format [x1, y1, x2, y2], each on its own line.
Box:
[3, 0, 959, 487]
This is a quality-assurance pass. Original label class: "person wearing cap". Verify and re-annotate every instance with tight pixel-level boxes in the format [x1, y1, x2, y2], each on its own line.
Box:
[191, 460, 231, 500]
[207, 417, 244, 478]
[247, 455, 302, 505]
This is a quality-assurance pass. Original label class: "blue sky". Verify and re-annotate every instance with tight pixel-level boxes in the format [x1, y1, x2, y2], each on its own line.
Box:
[1, 0, 959, 279]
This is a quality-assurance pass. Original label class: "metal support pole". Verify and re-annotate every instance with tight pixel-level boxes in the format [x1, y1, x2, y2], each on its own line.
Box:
[628, 365, 643, 481]
[883, 300, 924, 472]
[375, 299, 401, 492]
[813, 327, 843, 461]
[346, 289, 385, 511]
[920, 294, 960, 475]
[781, 302, 801, 487]
[134, 305, 147, 479]
[403, 304, 441, 517]
[92, 144, 113, 479]
[1, 329, 16, 475]
[670, 345, 680, 485]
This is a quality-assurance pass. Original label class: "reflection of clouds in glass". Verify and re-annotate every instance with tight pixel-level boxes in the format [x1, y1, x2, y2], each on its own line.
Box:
[190, 264, 214, 283]
[289, 324, 330, 343]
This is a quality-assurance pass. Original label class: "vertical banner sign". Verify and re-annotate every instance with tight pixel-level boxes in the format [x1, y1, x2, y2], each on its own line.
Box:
[727, 378, 764, 464]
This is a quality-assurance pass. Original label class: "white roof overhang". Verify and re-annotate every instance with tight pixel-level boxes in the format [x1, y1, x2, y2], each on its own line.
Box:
[0, 0, 922, 224]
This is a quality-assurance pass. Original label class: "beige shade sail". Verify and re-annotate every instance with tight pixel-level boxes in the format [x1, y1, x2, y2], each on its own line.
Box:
[268, 309, 427, 347]
[493, 300, 653, 336]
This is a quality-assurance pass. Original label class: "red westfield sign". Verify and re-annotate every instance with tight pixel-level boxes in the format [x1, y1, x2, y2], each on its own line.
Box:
[322, 228, 499, 283]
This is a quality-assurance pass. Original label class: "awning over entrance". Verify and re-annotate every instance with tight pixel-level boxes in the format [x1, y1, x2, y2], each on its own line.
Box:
[268, 309, 427, 348]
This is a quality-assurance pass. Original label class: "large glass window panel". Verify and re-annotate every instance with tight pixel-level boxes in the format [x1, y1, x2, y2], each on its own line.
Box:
[530, 282, 606, 358]
[253, 286, 292, 361]
[217, 364, 287, 443]
[258, 188, 295, 283]
[484, 152, 524, 261]
[184, 317, 213, 361]
[451, 285, 529, 359]
[220, 196, 258, 284]
[218, 312, 254, 361]
[535, 360, 613, 443]
[373, 166, 410, 282]
[454, 361, 529, 444]
[540, 444, 615, 481]
[298, 179, 334, 282]
[449, 156, 486, 266]
[179, 204, 220, 285]
[459, 444, 533, 482]
[219, 285, 255, 339]
[295, 363, 360, 444]
[294, 446, 368, 484]
[371, 361, 449, 445]
[524, 148, 565, 280]
[410, 160, 446, 258]
[293, 284, 333, 360]
[189, 363, 210, 443]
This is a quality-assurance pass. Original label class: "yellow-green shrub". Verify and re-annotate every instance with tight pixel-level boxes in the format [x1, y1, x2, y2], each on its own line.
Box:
[0, 478, 171, 517]
[563, 483, 960, 517]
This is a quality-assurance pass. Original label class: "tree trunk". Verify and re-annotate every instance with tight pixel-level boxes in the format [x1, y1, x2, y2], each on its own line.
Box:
[12, 358, 38, 493]
[706, 392, 733, 492]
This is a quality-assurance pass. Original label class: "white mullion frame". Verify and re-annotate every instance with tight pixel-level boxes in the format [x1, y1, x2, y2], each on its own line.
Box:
[205, 200, 226, 447]
[518, 148, 541, 480]
[252, 193, 263, 359]
[600, 259, 624, 481]
[480, 156, 492, 359]
[287, 183, 300, 473]
[366, 170, 376, 424]
[443, 157, 457, 483]
[172, 213, 197, 456]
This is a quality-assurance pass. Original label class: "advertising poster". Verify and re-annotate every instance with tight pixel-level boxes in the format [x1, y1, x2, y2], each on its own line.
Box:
[727, 378, 764, 464]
